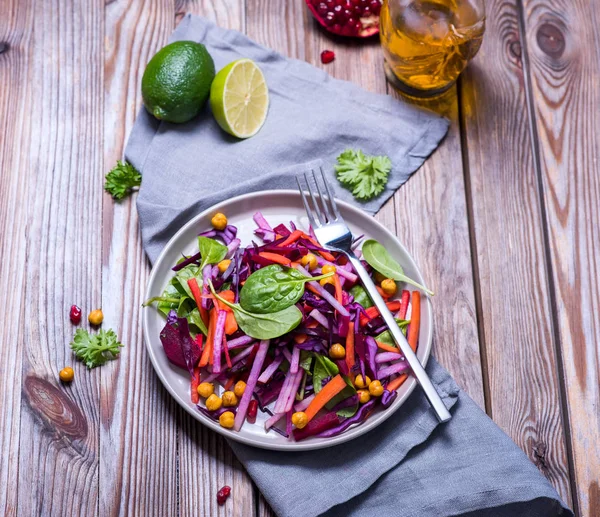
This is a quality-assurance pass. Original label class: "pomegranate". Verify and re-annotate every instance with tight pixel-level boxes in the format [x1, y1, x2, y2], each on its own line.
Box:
[320, 50, 336, 64]
[305, 0, 381, 38]
[69, 305, 82, 325]
[217, 485, 231, 506]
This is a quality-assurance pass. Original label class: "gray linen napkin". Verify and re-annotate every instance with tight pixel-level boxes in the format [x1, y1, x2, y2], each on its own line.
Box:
[125, 15, 572, 517]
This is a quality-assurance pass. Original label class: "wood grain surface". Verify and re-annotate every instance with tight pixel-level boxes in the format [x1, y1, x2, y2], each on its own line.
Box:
[0, 0, 597, 515]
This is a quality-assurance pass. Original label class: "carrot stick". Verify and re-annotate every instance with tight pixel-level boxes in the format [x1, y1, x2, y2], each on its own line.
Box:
[277, 229, 303, 248]
[258, 252, 292, 266]
[333, 274, 343, 306]
[387, 374, 408, 392]
[345, 322, 355, 372]
[224, 374, 236, 391]
[188, 278, 209, 327]
[306, 283, 322, 297]
[407, 291, 420, 352]
[376, 286, 391, 299]
[215, 290, 238, 334]
[359, 300, 402, 326]
[398, 290, 410, 320]
[222, 334, 232, 369]
[199, 309, 215, 367]
[376, 341, 399, 353]
[301, 233, 336, 262]
[305, 374, 347, 422]
[190, 365, 201, 404]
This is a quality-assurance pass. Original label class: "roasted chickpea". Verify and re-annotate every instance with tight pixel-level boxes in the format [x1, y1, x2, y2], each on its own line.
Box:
[59, 367, 74, 383]
[380, 278, 397, 297]
[357, 389, 371, 404]
[329, 343, 346, 360]
[218, 259, 231, 273]
[211, 212, 228, 230]
[368, 380, 384, 397]
[206, 394, 223, 411]
[354, 374, 372, 389]
[222, 390, 238, 407]
[321, 264, 337, 275]
[233, 380, 246, 398]
[219, 411, 235, 429]
[197, 382, 214, 398]
[301, 253, 318, 270]
[88, 309, 104, 326]
[291, 412, 308, 429]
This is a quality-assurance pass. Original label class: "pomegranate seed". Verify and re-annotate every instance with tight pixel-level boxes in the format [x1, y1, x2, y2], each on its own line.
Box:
[325, 11, 335, 25]
[350, 0, 361, 5]
[325, 0, 335, 7]
[334, 0, 345, 5]
[362, 5, 371, 15]
[247, 400, 258, 423]
[332, 23, 342, 32]
[216, 486, 231, 506]
[369, 0, 381, 14]
[317, 2, 328, 15]
[354, 5, 364, 15]
[70, 305, 82, 325]
[333, 4, 343, 17]
[354, 21, 362, 32]
[320, 49, 335, 64]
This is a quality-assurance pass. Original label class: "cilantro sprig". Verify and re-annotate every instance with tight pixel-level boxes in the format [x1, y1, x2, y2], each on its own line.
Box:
[334, 149, 391, 201]
[104, 160, 141, 200]
[70, 328, 123, 368]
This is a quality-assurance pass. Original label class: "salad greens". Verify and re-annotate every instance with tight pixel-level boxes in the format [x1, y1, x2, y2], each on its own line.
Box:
[349, 284, 373, 308]
[362, 239, 434, 296]
[146, 211, 431, 440]
[335, 149, 391, 201]
[240, 264, 334, 313]
[198, 237, 227, 269]
[211, 283, 303, 340]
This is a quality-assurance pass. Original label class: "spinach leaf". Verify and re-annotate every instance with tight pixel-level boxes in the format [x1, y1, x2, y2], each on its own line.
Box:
[210, 283, 303, 340]
[349, 285, 373, 308]
[313, 355, 339, 394]
[198, 237, 228, 270]
[177, 297, 208, 336]
[143, 278, 185, 316]
[362, 239, 434, 296]
[375, 319, 410, 347]
[174, 265, 204, 299]
[239, 265, 334, 314]
[299, 350, 313, 372]
[326, 375, 358, 417]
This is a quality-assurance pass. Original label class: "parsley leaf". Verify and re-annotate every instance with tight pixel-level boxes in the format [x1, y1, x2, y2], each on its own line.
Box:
[334, 149, 391, 201]
[70, 328, 124, 368]
[104, 160, 142, 200]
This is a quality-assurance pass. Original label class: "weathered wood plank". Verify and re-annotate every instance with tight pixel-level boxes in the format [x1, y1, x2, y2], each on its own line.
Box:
[99, 1, 179, 515]
[0, 1, 32, 514]
[173, 3, 256, 516]
[459, 0, 572, 504]
[391, 89, 485, 407]
[522, 0, 600, 513]
[15, 0, 104, 515]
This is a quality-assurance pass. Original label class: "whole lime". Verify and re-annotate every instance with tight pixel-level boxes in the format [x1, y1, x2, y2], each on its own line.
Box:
[142, 41, 215, 123]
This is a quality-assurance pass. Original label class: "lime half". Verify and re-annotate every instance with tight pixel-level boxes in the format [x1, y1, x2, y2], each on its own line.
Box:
[210, 59, 269, 139]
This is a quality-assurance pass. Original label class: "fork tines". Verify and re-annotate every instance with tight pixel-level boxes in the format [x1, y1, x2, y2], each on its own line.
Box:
[296, 167, 341, 228]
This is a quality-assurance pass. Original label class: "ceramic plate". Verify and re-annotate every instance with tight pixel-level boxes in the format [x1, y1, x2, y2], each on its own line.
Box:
[143, 190, 432, 451]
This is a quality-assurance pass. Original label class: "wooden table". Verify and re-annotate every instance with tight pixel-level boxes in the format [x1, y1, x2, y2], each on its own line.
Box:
[1, 1, 598, 515]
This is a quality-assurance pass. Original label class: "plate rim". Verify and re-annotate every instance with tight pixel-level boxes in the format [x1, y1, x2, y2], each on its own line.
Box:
[143, 189, 432, 451]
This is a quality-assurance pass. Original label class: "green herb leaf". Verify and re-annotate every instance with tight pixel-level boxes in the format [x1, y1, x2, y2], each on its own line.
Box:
[239, 265, 334, 314]
[349, 284, 373, 309]
[313, 355, 339, 394]
[299, 350, 313, 372]
[198, 237, 228, 270]
[70, 328, 123, 369]
[104, 160, 142, 200]
[362, 239, 434, 295]
[210, 282, 303, 340]
[334, 149, 391, 201]
[375, 319, 410, 347]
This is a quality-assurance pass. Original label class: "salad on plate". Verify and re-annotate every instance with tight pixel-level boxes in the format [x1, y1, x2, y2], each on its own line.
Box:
[144, 210, 431, 441]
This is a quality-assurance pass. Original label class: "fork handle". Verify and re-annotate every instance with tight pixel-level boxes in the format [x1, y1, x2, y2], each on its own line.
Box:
[347, 254, 451, 423]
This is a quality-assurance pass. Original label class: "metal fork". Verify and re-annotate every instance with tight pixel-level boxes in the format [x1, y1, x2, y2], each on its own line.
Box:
[297, 168, 451, 423]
